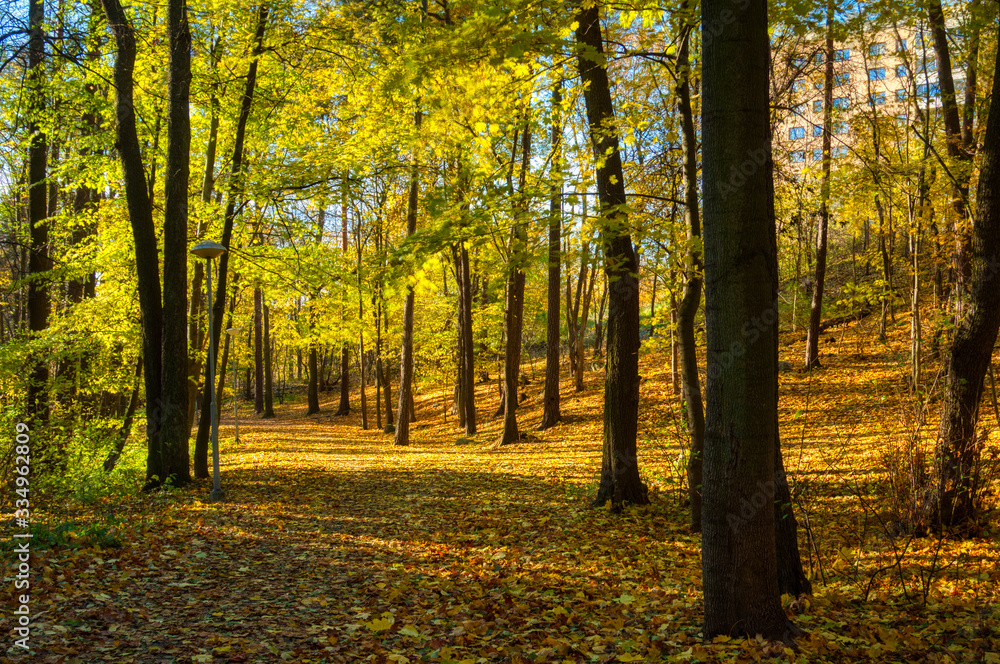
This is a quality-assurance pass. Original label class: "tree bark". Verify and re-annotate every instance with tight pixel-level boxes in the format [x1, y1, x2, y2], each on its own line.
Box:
[676, 13, 706, 533]
[700, 0, 791, 639]
[27, 0, 49, 425]
[101, 0, 167, 487]
[263, 302, 275, 418]
[805, 0, 834, 371]
[540, 80, 563, 430]
[254, 287, 265, 413]
[337, 175, 351, 416]
[395, 110, 422, 446]
[576, 1, 648, 510]
[193, 4, 269, 467]
[934, 34, 1000, 529]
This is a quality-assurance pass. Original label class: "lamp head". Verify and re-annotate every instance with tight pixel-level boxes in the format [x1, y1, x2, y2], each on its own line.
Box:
[190, 240, 226, 259]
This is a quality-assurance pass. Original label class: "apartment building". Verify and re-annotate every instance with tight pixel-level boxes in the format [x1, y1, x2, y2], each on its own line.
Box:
[776, 24, 962, 169]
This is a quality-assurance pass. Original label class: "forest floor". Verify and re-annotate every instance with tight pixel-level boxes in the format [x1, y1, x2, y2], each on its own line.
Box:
[5, 312, 1000, 664]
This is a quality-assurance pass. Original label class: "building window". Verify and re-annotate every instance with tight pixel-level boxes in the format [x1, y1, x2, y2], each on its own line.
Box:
[833, 146, 848, 158]
[870, 92, 887, 105]
[813, 125, 823, 137]
[869, 67, 886, 81]
[897, 39, 907, 52]
[955, 78, 966, 91]
[833, 97, 850, 109]
[792, 79, 806, 92]
[814, 52, 825, 65]
[792, 56, 807, 67]
[813, 100, 823, 113]
[789, 127, 806, 140]
[895, 89, 907, 102]
[896, 64, 908, 78]
[813, 148, 823, 161]
[869, 43, 885, 56]
[916, 82, 940, 97]
[834, 121, 849, 135]
[790, 151, 806, 163]
[793, 103, 806, 114]
[835, 73, 851, 86]
[896, 114, 908, 125]
[834, 48, 851, 62]
[918, 57, 937, 73]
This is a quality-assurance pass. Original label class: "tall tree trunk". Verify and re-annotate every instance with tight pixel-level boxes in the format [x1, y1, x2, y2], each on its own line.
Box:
[459, 242, 475, 434]
[500, 120, 531, 446]
[337, 175, 351, 416]
[700, 0, 790, 639]
[254, 287, 264, 413]
[676, 13, 706, 533]
[161, 0, 193, 483]
[927, 0, 976, 307]
[355, 206, 368, 430]
[805, 0, 834, 370]
[576, 1, 648, 510]
[101, 0, 167, 487]
[540, 80, 563, 430]
[934, 34, 1000, 529]
[187, 56, 220, 431]
[27, 0, 49, 425]
[263, 302, 275, 418]
[193, 4, 268, 469]
[395, 110, 421, 446]
[308, 344, 320, 414]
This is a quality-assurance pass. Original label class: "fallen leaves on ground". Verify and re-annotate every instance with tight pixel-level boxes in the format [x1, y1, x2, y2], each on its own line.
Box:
[5, 316, 1000, 663]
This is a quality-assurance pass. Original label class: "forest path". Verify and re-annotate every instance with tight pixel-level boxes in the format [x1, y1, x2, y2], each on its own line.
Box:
[23, 386, 702, 664]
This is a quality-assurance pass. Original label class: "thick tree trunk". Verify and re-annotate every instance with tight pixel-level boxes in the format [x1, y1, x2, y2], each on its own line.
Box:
[337, 176, 351, 416]
[27, 0, 49, 425]
[576, 1, 648, 510]
[160, 0, 192, 484]
[700, 0, 791, 640]
[102, 0, 167, 487]
[395, 110, 422, 446]
[308, 344, 320, 414]
[934, 36, 1000, 529]
[676, 15, 706, 533]
[805, 2, 834, 371]
[540, 81, 562, 430]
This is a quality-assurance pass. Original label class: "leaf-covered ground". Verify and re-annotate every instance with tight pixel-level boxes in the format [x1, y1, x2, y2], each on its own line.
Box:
[5, 316, 1000, 663]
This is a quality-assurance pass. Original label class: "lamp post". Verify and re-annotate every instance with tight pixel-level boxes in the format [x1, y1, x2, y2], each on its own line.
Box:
[226, 327, 242, 445]
[191, 240, 227, 502]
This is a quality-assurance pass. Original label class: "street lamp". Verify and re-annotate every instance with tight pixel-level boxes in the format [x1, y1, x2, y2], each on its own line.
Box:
[191, 240, 227, 502]
[226, 327, 243, 445]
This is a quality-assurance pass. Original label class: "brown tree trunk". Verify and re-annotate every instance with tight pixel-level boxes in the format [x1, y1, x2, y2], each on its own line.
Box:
[540, 80, 562, 430]
[193, 4, 269, 468]
[576, 1, 648, 510]
[934, 35, 1000, 529]
[395, 110, 421, 446]
[337, 175, 351, 416]
[700, 0, 792, 639]
[263, 302, 275, 418]
[101, 0, 167, 487]
[805, 1, 834, 371]
[254, 287, 265, 414]
[27, 0, 49, 425]
[676, 14, 706, 533]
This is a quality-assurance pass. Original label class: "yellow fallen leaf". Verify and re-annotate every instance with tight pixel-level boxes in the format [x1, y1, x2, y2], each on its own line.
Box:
[366, 616, 394, 632]
[618, 654, 644, 662]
